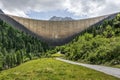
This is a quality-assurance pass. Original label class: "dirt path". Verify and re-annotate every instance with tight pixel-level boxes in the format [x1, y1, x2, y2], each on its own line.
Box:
[56, 58, 120, 78]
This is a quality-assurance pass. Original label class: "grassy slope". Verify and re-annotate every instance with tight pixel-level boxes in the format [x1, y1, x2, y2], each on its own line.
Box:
[113, 65, 120, 68]
[0, 58, 119, 80]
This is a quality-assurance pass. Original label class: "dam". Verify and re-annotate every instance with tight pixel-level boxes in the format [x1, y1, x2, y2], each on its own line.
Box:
[0, 12, 118, 46]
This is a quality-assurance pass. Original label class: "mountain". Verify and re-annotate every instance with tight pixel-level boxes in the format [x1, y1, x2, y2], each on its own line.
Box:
[49, 16, 73, 21]
[0, 9, 4, 14]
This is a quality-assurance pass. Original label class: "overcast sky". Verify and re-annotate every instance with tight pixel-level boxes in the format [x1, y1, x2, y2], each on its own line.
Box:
[0, 0, 120, 20]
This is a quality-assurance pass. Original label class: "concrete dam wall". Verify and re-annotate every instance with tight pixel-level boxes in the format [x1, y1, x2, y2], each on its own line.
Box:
[0, 13, 118, 46]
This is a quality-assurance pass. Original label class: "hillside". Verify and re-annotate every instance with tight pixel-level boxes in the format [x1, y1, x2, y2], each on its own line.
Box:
[56, 14, 120, 65]
[0, 19, 49, 70]
[0, 58, 119, 80]
[0, 9, 4, 14]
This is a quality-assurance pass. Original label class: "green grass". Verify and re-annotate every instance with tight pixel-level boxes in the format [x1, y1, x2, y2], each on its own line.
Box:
[0, 58, 119, 80]
[113, 65, 120, 68]
[51, 53, 65, 57]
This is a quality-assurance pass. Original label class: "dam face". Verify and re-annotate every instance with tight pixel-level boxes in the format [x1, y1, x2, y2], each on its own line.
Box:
[0, 13, 118, 46]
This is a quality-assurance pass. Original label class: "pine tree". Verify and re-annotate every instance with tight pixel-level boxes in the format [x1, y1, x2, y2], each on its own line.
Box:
[16, 51, 22, 65]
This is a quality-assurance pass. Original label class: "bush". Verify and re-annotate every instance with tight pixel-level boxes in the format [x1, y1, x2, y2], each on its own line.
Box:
[59, 14, 120, 65]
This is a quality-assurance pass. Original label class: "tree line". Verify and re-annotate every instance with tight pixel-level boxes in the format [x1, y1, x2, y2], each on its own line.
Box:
[0, 20, 50, 70]
[56, 14, 120, 65]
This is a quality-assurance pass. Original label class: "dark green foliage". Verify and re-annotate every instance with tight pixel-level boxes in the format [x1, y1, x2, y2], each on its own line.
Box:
[58, 14, 120, 65]
[0, 20, 49, 70]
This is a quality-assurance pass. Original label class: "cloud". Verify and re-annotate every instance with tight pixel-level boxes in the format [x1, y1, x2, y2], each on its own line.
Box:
[0, 0, 65, 17]
[0, 0, 120, 18]
[65, 0, 120, 18]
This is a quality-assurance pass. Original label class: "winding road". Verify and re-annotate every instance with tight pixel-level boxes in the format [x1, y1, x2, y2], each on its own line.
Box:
[56, 58, 120, 78]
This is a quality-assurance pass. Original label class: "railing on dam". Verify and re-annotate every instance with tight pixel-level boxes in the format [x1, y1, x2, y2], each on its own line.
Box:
[0, 12, 118, 46]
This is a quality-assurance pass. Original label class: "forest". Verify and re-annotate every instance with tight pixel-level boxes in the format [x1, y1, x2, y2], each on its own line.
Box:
[56, 14, 120, 65]
[0, 13, 120, 71]
[0, 19, 50, 70]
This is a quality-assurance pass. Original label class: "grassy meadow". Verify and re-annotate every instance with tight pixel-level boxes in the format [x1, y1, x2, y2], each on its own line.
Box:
[0, 58, 119, 80]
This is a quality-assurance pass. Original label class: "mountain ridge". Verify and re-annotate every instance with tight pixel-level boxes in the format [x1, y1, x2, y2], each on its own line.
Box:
[0, 9, 4, 14]
[49, 16, 74, 21]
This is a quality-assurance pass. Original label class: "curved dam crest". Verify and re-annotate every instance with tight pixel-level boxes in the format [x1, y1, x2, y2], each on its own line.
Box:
[0, 13, 118, 46]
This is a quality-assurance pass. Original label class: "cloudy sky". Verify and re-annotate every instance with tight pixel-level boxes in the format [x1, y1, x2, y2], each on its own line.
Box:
[0, 0, 120, 20]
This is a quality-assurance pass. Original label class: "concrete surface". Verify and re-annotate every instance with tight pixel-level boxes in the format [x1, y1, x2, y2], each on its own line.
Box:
[0, 12, 118, 46]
